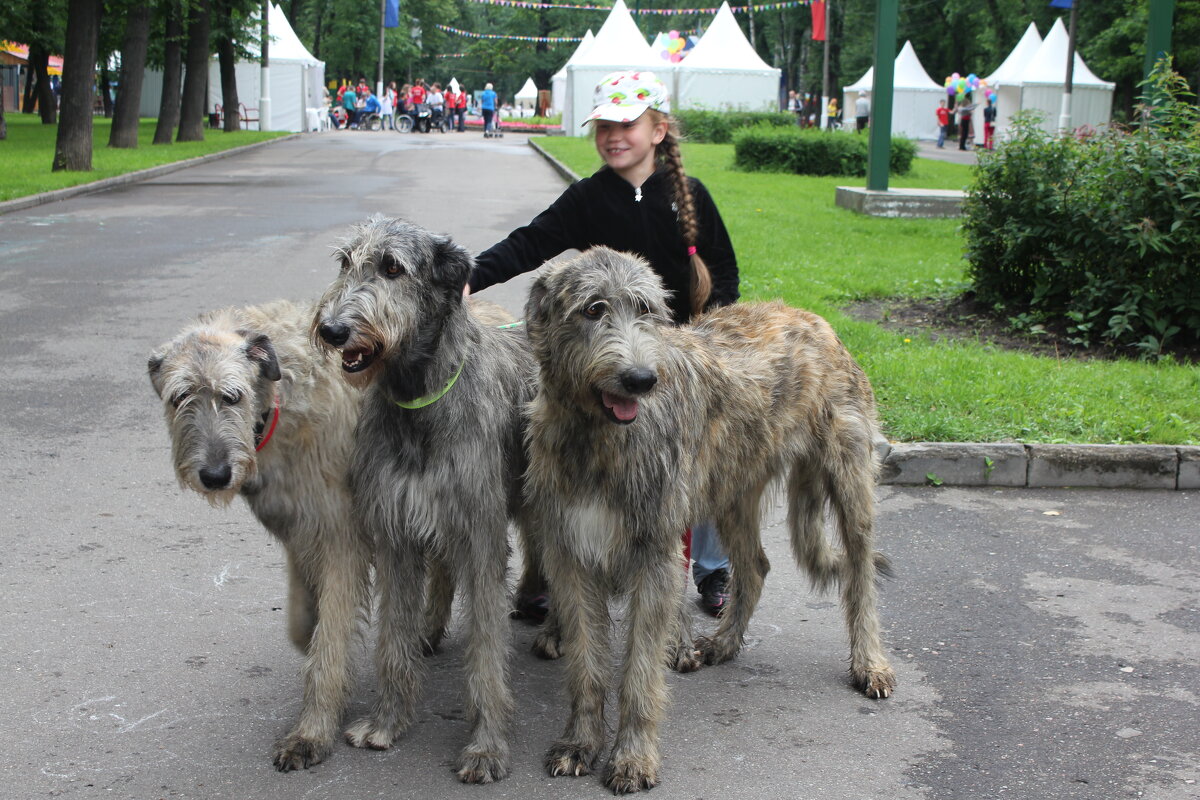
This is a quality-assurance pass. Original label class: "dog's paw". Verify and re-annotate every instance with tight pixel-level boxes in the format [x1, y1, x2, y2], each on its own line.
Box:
[272, 733, 331, 772]
[532, 628, 565, 660]
[545, 741, 598, 778]
[604, 753, 659, 794]
[344, 717, 397, 750]
[456, 747, 510, 784]
[854, 664, 897, 699]
[694, 634, 739, 666]
[667, 643, 702, 673]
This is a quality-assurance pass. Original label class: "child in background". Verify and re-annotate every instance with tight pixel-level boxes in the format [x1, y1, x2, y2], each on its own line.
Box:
[466, 71, 737, 617]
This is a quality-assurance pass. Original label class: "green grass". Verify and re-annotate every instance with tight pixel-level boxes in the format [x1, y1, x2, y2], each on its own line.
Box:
[0, 114, 289, 201]
[535, 135, 1200, 445]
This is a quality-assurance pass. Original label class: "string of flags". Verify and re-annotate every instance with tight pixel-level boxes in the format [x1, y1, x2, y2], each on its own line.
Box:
[435, 24, 585, 42]
[460, 0, 812, 12]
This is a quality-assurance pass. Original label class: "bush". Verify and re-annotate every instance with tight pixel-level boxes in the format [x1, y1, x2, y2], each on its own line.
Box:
[674, 109, 795, 143]
[731, 124, 916, 177]
[962, 59, 1200, 356]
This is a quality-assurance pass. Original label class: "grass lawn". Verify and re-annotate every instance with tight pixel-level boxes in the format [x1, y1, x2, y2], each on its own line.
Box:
[535, 135, 1200, 445]
[0, 114, 289, 202]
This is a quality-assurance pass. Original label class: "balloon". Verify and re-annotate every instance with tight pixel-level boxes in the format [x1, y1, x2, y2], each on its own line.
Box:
[947, 85, 956, 96]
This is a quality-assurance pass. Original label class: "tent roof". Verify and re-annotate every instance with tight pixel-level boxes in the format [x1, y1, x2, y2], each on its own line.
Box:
[571, 0, 657, 67]
[844, 41, 941, 92]
[515, 77, 538, 99]
[242, 4, 320, 65]
[1018, 17, 1112, 87]
[984, 21, 1041, 85]
[552, 30, 594, 78]
[680, 2, 772, 71]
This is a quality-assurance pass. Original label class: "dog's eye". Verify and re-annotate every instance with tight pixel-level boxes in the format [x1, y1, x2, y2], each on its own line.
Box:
[636, 300, 651, 316]
[582, 302, 606, 319]
[170, 391, 190, 408]
[222, 390, 242, 405]
[380, 255, 403, 277]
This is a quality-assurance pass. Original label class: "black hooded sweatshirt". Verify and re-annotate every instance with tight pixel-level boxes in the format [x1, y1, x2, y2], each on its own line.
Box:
[469, 165, 739, 324]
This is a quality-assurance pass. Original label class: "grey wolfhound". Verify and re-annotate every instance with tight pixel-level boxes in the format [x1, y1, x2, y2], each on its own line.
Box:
[523, 247, 895, 793]
[148, 301, 377, 771]
[312, 216, 537, 783]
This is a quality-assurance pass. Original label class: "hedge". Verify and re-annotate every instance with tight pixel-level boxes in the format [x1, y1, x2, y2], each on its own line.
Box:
[731, 124, 917, 177]
[674, 109, 796, 143]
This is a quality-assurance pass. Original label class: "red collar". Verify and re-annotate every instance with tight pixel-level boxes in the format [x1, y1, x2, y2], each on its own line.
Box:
[254, 393, 281, 452]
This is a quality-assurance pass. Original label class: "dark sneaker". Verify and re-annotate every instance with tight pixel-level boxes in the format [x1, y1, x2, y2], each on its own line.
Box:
[697, 569, 729, 617]
[511, 592, 550, 625]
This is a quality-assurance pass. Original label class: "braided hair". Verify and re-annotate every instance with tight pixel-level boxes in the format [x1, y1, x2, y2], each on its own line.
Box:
[649, 110, 712, 319]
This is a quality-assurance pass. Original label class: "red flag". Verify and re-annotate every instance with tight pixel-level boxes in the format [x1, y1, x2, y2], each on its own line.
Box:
[811, 1, 827, 41]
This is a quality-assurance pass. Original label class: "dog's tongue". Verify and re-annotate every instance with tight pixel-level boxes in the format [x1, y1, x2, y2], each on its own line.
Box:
[602, 391, 639, 422]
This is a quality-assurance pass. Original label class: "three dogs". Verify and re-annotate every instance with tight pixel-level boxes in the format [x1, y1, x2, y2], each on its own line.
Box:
[522, 248, 894, 792]
[149, 221, 893, 792]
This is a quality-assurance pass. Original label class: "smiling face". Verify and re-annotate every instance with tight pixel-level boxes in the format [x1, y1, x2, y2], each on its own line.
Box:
[592, 113, 669, 185]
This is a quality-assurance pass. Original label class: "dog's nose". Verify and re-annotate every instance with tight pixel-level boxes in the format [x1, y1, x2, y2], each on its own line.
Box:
[199, 463, 233, 490]
[318, 321, 351, 346]
[619, 367, 658, 395]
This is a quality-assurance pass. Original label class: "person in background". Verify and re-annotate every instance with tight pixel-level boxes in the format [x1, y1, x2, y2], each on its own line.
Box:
[855, 91, 870, 133]
[936, 98, 951, 148]
[380, 84, 395, 130]
[787, 90, 801, 126]
[341, 85, 358, 128]
[409, 78, 427, 107]
[957, 93, 977, 151]
[454, 86, 469, 131]
[826, 97, 839, 129]
[398, 83, 411, 115]
[443, 86, 458, 131]
[983, 97, 997, 150]
[480, 82, 498, 135]
[428, 82, 445, 128]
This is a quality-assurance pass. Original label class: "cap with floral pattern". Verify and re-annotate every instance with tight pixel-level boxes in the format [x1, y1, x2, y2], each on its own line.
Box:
[582, 71, 671, 126]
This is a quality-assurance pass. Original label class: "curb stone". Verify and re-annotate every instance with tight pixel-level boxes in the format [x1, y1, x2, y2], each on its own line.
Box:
[523, 142, 1200, 493]
[0, 133, 301, 216]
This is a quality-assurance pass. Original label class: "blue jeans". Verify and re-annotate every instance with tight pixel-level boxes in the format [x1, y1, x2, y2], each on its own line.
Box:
[691, 520, 729, 587]
[937, 123, 948, 147]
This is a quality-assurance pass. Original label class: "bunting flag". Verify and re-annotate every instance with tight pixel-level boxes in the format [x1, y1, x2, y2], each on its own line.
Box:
[810, 0, 825, 40]
[435, 24, 585, 42]
[384, 0, 400, 27]
[457, 0, 811, 12]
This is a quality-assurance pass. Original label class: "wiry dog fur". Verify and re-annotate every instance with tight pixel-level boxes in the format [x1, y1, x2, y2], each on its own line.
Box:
[148, 301, 376, 771]
[312, 216, 537, 783]
[523, 248, 895, 793]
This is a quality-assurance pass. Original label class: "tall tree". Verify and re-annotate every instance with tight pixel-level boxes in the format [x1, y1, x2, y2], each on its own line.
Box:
[177, 0, 211, 141]
[53, 0, 102, 171]
[28, 43, 58, 122]
[213, 0, 242, 131]
[110, 0, 154, 147]
[153, 0, 186, 144]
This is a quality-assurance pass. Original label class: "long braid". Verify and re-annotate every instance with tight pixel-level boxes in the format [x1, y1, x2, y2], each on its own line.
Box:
[655, 115, 712, 318]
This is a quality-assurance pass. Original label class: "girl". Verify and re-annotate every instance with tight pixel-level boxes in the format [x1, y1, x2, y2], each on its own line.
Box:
[466, 70, 736, 618]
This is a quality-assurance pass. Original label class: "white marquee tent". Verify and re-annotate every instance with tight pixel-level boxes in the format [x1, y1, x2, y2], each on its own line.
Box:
[139, 3, 324, 132]
[674, 2, 779, 112]
[561, 0, 661, 134]
[551, 30, 593, 115]
[842, 40, 943, 139]
[515, 76, 539, 109]
[984, 21, 1042, 136]
[991, 17, 1113, 138]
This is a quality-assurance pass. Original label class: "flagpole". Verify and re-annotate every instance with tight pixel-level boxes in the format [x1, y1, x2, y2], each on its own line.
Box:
[1058, 0, 1079, 134]
[378, 0, 386, 97]
[259, 0, 271, 131]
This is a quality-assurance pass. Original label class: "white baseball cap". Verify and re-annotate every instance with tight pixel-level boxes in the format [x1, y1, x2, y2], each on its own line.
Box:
[583, 71, 671, 127]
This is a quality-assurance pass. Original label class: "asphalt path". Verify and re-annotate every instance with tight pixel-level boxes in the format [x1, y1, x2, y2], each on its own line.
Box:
[1, 130, 1197, 800]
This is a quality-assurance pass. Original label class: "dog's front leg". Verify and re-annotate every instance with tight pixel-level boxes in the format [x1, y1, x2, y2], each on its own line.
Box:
[604, 557, 680, 794]
[274, 529, 371, 770]
[345, 533, 427, 750]
[544, 553, 610, 779]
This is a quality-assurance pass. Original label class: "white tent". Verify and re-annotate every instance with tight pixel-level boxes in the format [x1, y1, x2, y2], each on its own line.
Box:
[515, 76, 538, 109]
[141, 4, 324, 131]
[551, 30, 593, 115]
[842, 40, 943, 140]
[562, 0, 660, 135]
[984, 21, 1041, 137]
[993, 17, 1113, 138]
[674, 2, 779, 113]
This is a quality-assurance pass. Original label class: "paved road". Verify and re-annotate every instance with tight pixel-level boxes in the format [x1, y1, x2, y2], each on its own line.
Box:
[1, 130, 1197, 800]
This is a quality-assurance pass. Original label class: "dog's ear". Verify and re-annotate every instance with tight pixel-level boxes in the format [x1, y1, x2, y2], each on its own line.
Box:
[524, 274, 552, 339]
[241, 332, 282, 382]
[148, 348, 168, 398]
[431, 235, 473, 297]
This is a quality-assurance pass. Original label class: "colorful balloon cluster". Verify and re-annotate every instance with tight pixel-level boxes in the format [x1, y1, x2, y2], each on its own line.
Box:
[944, 72, 996, 102]
[660, 30, 687, 63]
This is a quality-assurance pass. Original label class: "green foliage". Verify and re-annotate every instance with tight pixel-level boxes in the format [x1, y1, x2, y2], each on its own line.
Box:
[732, 125, 915, 177]
[673, 109, 795, 144]
[963, 60, 1200, 357]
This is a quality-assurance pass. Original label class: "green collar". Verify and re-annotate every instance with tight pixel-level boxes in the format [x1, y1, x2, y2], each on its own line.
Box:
[393, 358, 466, 409]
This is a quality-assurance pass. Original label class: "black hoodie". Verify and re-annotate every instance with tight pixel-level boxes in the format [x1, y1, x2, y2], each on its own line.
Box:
[469, 165, 739, 324]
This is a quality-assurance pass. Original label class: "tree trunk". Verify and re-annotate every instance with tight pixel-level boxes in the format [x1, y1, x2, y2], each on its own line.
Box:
[23, 59, 36, 113]
[1, 83, 7, 139]
[154, 0, 185, 144]
[110, 1, 153, 148]
[53, 0, 102, 172]
[30, 43, 57, 123]
[216, 35, 241, 131]
[177, 0, 210, 142]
